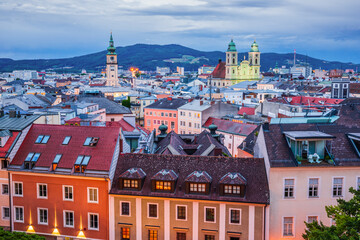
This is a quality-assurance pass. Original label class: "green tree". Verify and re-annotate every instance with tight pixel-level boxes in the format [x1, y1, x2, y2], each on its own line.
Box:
[121, 96, 131, 108]
[303, 187, 360, 240]
[0, 227, 45, 239]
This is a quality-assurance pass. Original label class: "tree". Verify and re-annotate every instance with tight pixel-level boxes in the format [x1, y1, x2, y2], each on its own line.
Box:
[0, 227, 45, 239]
[303, 187, 360, 239]
[121, 96, 131, 109]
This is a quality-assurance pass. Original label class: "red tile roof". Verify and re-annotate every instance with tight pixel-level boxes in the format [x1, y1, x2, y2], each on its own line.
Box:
[0, 131, 19, 158]
[238, 107, 256, 116]
[203, 117, 258, 136]
[11, 124, 120, 172]
[269, 96, 343, 106]
[237, 149, 254, 158]
[211, 62, 226, 79]
[106, 119, 135, 132]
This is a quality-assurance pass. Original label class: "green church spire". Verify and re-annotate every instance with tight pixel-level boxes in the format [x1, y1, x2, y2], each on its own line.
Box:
[227, 39, 237, 52]
[107, 32, 116, 55]
[250, 40, 259, 52]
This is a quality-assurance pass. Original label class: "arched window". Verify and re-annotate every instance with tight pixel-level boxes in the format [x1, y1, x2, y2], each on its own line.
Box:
[232, 59, 235, 64]
[233, 70, 235, 74]
[255, 59, 258, 64]
[255, 69, 257, 74]
[250, 59, 252, 65]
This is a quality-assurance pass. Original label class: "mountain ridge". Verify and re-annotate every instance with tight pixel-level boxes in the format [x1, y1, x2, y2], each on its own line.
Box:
[0, 44, 358, 73]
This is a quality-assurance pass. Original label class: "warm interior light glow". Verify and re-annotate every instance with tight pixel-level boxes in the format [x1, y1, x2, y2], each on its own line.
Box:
[52, 227, 60, 235]
[26, 225, 35, 233]
[77, 230, 86, 238]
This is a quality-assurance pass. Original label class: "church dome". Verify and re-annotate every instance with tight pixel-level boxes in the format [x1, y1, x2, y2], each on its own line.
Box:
[227, 39, 237, 52]
[250, 40, 259, 52]
[107, 33, 116, 55]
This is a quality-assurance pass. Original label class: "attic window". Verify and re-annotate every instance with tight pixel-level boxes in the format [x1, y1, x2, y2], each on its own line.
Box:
[52, 154, 62, 171]
[74, 155, 91, 173]
[62, 136, 71, 145]
[83, 137, 99, 146]
[24, 153, 40, 169]
[35, 135, 50, 144]
[123, 179, 139, 189]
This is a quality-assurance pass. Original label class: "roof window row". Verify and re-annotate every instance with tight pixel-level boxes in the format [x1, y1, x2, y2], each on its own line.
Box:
[35, 135, 99, 146]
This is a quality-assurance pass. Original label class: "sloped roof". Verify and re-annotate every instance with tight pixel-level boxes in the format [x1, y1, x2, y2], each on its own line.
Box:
[119, 167, 146, 179]
[0, 131, 19, 158]
[219, 172, 247, 185]
[203, 117, 257, 136]
[185, 170, 212, 183]
[0, 115, 40, 131]
[211, 62, 226, 79]
[151, 169, 178, 181]
[145, 98, 188, 110]
[238, 107, 256, 116]
[110, 153, 269, 204]
[10, 124, 119, 172]
[269, 96, 343, 106]
[77, 96, 132, 114]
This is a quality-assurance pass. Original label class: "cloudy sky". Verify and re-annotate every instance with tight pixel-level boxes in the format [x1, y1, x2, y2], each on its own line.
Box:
[0, 0, 359, 63]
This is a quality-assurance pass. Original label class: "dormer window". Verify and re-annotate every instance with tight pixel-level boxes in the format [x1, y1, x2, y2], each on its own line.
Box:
[24, 153, 40, 169]
[52, 154, 62, 171]
[220, 173, 246, 197]
[84, 137, 99, 146]
[123, 179, 139, 189]
[151, 169, 177, 193]
[156, 181, 172, 191]
[35, 135, 50, 144]
[74, 155, 91, 173]
[185, 171, 212, 195]
[190, 183, 206, 193]
[119, 168, 146, 191]
[224, 185, 241, 194]
[62, 136, 71, 145]
[0, 130, 11, 147]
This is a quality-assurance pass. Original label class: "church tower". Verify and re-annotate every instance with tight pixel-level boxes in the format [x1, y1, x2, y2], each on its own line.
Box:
[225, 39, 238, 80]
[105, 33, 119, 87]
[248, 40, 261, 80]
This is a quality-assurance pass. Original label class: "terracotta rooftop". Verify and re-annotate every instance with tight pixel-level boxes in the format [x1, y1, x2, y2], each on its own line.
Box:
[211, 61, 226, 79]
[203, 117, 257, 136]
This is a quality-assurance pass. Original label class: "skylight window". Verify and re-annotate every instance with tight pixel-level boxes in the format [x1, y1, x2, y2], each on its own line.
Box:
[74, 155, 91, 173]
[35, 135, 50, 144]
[52, 154, 62, 171]
[83, 137, 99, 146]
[62, 136, 71, 145]
[24, 152, 41, 169]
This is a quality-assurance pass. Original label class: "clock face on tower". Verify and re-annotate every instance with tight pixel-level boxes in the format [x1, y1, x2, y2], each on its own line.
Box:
[110, 56, 114, 61]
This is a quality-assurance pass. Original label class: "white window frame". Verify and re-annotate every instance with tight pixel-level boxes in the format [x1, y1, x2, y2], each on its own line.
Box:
[283, 178, 295, 199]
[176, 205, 187, 221]
[332, 176, 345, 198]
[1, 184, 8, 195]
[229, 208, 241, 225]
[63, 210, 74, 228]
[120, 201, 131, 217]
[38, 208, 48, 225]
[282, 216, 295, 237]
[88, 212, 99, 231]
[63, 185, 74, 201]
[307, 215, 319, 223]
[307, 177, 320, 199]
[13, 182, 23, 197]
[357, 176, 360, 190]
[14, 206, 24, 223]
[2, 207, 9, 220]
[87, 187, 98, 204]
[147, 203, 159, 219]
[37, 183, 48, 199]
[204, 206, 216, 223]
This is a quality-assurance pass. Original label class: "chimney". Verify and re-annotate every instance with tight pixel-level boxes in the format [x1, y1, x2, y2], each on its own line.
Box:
[167, 97, 172, 101]
[200, 100, 203, 106]
[263, 121, 269, 131]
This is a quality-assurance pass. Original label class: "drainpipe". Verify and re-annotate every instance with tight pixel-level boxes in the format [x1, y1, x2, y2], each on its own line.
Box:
[8, 171, 12, 232]
[264, 203, 268, 240]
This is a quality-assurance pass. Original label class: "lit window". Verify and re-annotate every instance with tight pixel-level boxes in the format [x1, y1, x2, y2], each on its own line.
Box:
[74, 155, 91, 173]
[62, 136, 71, 145]
[37, 184, 47, 199]
[283, 217, 294, 236]
[189, 183, 206, 193]
[88, 188, 98, 203]
[148, 204, 158, 218]
[205, 235, 215, 240]
[121, 227, 130, 240]
[38, 208, 48, 225]
[64, 211, 74, 227]
[224, 185, 241, 195]
[123, 179, 138, 189]
[176, 206, 186, 220]
[52, 154, 62, 171]
[14, 207, 24, 222]
[121, 202, 130, 216]
[63, 186, 73, 201]
[155, 181, 172, 191]
[284, 179, 294, 198]
[148, 230, 158, 240]
[230, 209, 241, 224]
[14, 182, 23, 196]
[333, 178, 343, 197]
[89, 213, 99, 230]
[83, 137, 99, 146]
[205, 207, 215, 222]
[308, 178, 319, 198]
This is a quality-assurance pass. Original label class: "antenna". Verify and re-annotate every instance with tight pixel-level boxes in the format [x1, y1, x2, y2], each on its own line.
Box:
[293, 49, 296, 67]
[209, 75, 212, 100]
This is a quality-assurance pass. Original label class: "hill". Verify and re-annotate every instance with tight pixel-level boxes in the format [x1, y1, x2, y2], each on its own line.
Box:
[0, 44, 358, 73]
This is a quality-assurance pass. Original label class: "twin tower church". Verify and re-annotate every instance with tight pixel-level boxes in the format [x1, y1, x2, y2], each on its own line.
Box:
[104, 34, 261, 87]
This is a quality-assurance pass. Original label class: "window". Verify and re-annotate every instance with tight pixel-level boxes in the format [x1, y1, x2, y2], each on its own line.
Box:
[155, 181, 172, 191]
[308, 178, 319, 198]
[123, 179, 139, 189]
[62, 136, 71, 145]
[307, 216, 318, 223]
[88, 188, 98, 203]
[1, 160, 8, 169]
[205, 207, 215, 222]
[148, 230, 158, 240]
[169, 113, 172, 117]
[177, 232, 186, 240]
[14, 207, 24, 222]
[2, 184, 8, 195]
[37, 184, 47, 199]
[284, 179, 294, 198]
[161, 113, 164, 117]
[38, 208, 48, 225]
[89, 213, 99, 230]
[177, 205, 186, 220]
[74, 155, 91, 173]
[189, 122, 191, 127]
[121, 227, 130, 240]
[83, 137, 99, 146]
[357, 177, 360, 190]
[14, 182, 23, 196]
[171, 121, 175, 129]
[283, 217, 294, 236]
[230, 209, 241, 224]
[52, 154, 62, 171]
[148, 204, 158, 218]
[174, 114, 176, 117]
[189, 183, 206, 193]
[333, 178, 343, 197]
[2, 207, 9, 220]
[205, 235, 215, 240]
[154, 120, 156, 124]
[24, 152, 40, 169]
[64, 211, 74, 227]
[121, 202, 130, 216]
[147, 120, 150, 126]
[35, 135, 50, 144]
[63, 186, 73, 201]
[224, 185, 241, 195]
